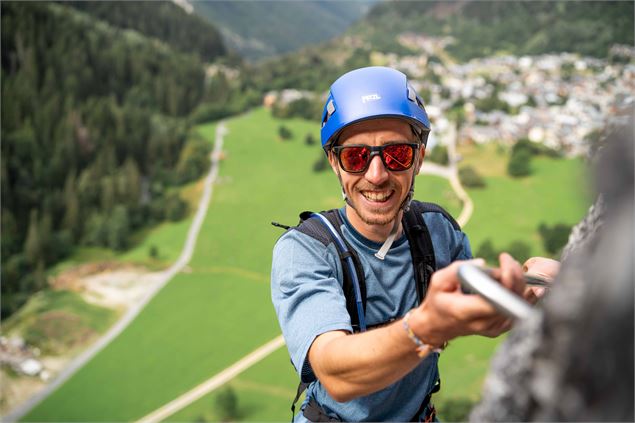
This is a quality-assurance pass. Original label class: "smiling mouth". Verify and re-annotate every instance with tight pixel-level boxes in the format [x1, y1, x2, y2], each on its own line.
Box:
[361, 190, 394, 202]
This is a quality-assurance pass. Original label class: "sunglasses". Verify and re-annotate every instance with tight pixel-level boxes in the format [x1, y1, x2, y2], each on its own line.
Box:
[332, 143, 420, 173]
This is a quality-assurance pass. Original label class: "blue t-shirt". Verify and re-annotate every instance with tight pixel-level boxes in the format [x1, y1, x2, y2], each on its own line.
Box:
[271, 208, 471, 422]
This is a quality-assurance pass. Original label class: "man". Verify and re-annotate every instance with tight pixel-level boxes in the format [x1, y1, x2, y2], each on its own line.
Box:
[271, 66, 539, 422]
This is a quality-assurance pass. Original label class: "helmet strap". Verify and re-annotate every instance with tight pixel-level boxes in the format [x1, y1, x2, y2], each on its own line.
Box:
[335, 167, 356, 209]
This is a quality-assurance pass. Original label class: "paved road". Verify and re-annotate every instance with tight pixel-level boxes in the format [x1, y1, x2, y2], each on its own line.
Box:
[3, 123, 228, 423]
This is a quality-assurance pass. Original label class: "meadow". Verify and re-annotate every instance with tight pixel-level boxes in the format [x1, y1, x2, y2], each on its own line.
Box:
[22, 108, 589, 421]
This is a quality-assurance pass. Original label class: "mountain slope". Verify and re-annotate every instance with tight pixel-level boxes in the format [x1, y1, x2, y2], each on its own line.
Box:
[1, 2, 216, 318]
[192, 0, 377, 61]
[359, 0, 634, 60]
[247, 0, 633, 96]
[65, 0, 226, 62]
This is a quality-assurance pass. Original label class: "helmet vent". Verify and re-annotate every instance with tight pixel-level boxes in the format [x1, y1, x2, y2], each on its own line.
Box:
[322, 99, 336, 128]
[407, 85, 417, 102]
[327, 99, 336, 115]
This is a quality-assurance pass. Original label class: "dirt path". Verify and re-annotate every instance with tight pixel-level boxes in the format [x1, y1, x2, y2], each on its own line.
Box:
[135, 335, 285, 423]
[419, 122, 474, 227]
[3, 123, 228, 423]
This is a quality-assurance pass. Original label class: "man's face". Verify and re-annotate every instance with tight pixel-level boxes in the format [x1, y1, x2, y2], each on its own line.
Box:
[328, 118, 424, 228]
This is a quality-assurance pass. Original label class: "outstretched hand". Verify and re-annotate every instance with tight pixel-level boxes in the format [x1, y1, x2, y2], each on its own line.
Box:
[414, 253, 525, 346]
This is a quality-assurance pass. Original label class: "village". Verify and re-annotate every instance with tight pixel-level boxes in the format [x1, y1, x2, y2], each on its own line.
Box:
[267, 35, 635, 158]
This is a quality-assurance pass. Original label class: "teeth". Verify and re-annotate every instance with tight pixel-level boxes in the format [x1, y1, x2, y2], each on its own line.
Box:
[362, 191, 391, 202]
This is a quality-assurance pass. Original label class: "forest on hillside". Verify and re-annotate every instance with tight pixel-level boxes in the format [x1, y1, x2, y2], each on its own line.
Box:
[65, 1, 226, 62]
[361, 0, 634, 60]
[0, 2, 261, 318]
[248, 0, 633, 122]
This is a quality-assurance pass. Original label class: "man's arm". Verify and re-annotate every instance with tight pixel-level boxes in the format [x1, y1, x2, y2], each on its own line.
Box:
[309, 254, 524, 402]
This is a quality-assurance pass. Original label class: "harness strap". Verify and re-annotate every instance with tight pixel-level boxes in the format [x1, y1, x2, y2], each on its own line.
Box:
[303, 399, 341, 422]
[299, 379, 440, 422]
[409, 379, 441, 422]
[402, 202, 437, 304]
[320, 209, 368, 331]
[291, 381, 309, 423]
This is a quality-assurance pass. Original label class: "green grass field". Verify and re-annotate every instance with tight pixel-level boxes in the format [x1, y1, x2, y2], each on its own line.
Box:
[463, 155, 590, 259]
[22, 108, 590, 422]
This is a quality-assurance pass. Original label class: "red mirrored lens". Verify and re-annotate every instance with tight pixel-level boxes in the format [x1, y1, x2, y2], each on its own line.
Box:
[383, 144, 414, 170]
[340, 146, 370, 172]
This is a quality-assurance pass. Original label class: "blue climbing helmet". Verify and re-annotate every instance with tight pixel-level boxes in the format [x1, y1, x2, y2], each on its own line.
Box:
[320, 66, 431, 151]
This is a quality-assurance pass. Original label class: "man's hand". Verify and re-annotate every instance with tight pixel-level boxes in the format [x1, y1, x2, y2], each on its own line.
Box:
[522, 257, 560, 303]
[412, 253, 524, 346]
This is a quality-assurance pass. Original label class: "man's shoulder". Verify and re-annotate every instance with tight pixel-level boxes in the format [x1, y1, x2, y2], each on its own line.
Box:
[410, 200, 461, 231]
[273, 221, 340, 266]
[274, 209, 345, 249]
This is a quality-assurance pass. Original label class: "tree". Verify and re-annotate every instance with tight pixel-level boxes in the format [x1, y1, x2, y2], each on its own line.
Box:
[507, 148, 532, 177]
[83, 213, 108, 246]
[538, 222, 572, 256]
[506, 240, 531, 263]
[215, 386, 238, 421]
[100, 176, 116, 212]
[121, 157, 142, 206]
[305, 133, 316, 146]
[458, 165, 486, 188]
[312, 152, 330, 173]
[24, 210, 42, 265]
[278, 125, 293, 141]
[427, 145, 449, 165]
[1, 209, 21, 260]
[175, 138, 211, 184]
[108, 205, 130, 251]
[475, 238, 498, 264]
[62, 171, 80, 238]
[164, 192, 187, 221]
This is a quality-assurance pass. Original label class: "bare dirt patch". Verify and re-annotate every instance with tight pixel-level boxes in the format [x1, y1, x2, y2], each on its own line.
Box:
[2, 263, 163, 418]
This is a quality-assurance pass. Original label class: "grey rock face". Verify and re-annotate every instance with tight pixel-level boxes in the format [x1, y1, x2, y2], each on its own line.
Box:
[471, 113, 634, 422]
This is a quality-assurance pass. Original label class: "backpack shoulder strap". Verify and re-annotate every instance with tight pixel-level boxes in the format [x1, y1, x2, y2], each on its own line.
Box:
[411, 200, 461, 230]
[294, 210, 367, 332]
[402, 200, 460, 304]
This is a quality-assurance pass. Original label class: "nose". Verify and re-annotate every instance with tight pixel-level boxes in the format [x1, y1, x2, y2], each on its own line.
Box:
[364, 154, 389, 185]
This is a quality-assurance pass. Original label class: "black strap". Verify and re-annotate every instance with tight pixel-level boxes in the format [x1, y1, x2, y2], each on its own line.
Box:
[291, 381, 309, 423]
[303, 399, 341, 422]
[402, 201, 437, 305]
[321, 209, 368, 331]
[409, 379, 441, 422]
[296, 209, 368, 332]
